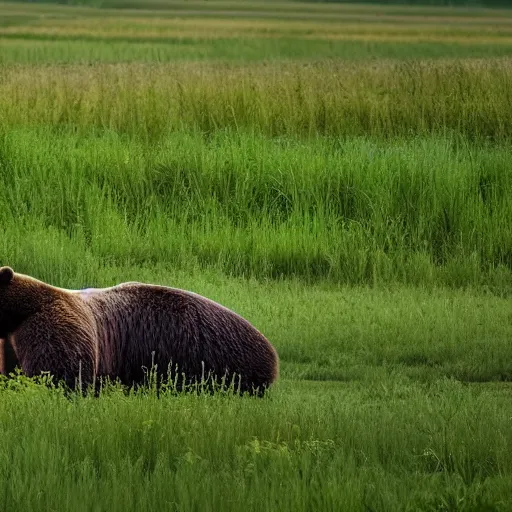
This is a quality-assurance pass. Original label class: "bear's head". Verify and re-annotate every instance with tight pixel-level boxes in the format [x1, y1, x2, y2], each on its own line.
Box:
[0, 267, 44, 337]
[0, 266, 14, 284]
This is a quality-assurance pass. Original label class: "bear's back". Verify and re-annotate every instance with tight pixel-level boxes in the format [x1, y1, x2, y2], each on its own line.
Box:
[81, 283, 277, 389]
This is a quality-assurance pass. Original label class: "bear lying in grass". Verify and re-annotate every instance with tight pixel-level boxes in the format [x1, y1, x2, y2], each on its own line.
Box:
[0, 267, 279, 395]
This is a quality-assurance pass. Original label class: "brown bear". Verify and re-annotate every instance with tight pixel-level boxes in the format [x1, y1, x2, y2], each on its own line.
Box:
[0, 266, 279, 395]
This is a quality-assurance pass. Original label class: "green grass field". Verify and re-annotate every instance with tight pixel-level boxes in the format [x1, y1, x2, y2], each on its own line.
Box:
[1, 0, 512, 510]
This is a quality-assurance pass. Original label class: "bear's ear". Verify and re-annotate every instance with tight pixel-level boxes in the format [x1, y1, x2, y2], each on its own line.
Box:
[0, 267, 14, 285]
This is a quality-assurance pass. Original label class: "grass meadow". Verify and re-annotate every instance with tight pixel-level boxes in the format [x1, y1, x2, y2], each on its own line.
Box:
[1, 0, 512, 510]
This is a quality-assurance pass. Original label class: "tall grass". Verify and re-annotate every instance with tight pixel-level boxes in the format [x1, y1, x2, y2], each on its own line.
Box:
[1, 60, 512, 140]
[1, 128, 511, 287]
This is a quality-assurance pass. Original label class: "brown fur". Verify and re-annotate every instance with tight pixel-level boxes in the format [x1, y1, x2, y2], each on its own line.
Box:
[0, 337, 19, 376]
[0, 267, 279, 394]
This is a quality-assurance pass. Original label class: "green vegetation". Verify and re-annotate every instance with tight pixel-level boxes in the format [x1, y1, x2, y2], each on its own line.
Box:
[1, 0, 512, 510]
[3, 1, 512, 64]
[1, 127, 512, 287]
[2, 375, 512, 512]
[4, 0, 512, 10]
[5, 37, 512, 64]
[3, 61, 512, 141]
